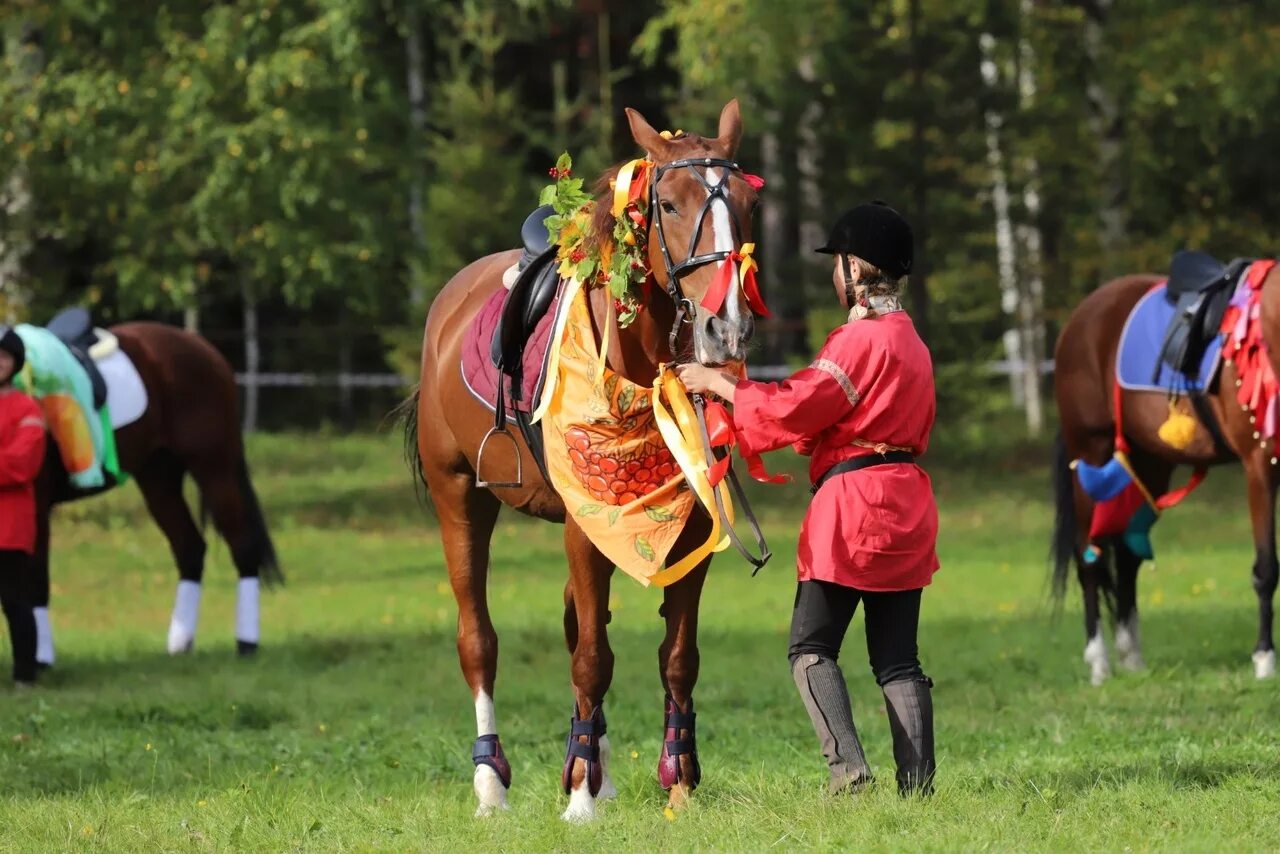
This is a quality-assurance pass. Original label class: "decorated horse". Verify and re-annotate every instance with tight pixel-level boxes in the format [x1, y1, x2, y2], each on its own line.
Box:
[402, 100, 773, 820]
[1051, 252, 1279, 684]
[18, 311, 280, 668]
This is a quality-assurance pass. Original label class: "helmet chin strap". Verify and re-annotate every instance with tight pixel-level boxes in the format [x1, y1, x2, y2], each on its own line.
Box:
[841, 255, 855, 308]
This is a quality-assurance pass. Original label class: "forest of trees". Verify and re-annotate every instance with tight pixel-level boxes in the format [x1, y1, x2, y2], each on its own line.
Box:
[2, 0, 1278, 430]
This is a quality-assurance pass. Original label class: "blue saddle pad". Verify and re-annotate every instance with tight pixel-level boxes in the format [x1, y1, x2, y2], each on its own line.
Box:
[1116, 283, 1223, 393]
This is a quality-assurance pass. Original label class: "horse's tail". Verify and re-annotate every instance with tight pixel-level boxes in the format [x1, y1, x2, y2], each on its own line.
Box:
[236, 456, 283, 588]
[1050, 431, 1076, 604]
[393, 387, 429, 503]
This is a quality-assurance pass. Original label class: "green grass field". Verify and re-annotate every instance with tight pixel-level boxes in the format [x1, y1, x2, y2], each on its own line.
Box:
[2, 432, 1278, 851]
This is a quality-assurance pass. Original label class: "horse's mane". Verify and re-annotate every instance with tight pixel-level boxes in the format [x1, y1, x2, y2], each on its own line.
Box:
[583, 161, 628, 261]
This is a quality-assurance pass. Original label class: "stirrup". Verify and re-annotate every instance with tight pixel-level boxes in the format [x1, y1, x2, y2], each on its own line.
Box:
[475, 425, 522, 489]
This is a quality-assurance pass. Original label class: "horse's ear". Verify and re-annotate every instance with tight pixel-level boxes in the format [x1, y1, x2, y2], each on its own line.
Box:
[626, 107, 670, 160]
[716, 99, 742, 158]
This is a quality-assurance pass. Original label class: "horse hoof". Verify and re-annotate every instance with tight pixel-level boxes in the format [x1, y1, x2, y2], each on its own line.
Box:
[167, 639, 193, 656]
[473, 764, 510, 816]
[1253, 649, 1276, 679]
[667, 782, 693, 811]
[1118, 654, 1146, 673]
[561, 786, 599, 823]
[236, 640, 259, 657]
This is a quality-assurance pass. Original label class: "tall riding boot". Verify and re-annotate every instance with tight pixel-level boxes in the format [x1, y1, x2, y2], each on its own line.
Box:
[791, 653, 873, 794]
[882, 677, 935, 796]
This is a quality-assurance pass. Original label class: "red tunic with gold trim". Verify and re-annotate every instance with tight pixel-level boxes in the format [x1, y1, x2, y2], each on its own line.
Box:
[732, 312, 939, 591]
[0, 388, 48, 554]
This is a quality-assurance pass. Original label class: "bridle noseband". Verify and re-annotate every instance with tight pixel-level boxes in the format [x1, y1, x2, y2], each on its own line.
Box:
[648, 156, 746, 354]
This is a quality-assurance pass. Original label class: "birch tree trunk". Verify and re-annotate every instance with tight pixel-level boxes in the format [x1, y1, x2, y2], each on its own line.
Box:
[0, 20, 40, 323]
[405, 4, 428, 308]
[1083, 0, 1126, 277]
[241, 274, 260, 434]
[980, 33, 1025, 409]
[1014, 0, 1045, 434]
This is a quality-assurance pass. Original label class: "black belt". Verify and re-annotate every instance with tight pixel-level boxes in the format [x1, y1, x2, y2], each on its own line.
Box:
[811, 451, 916, 495]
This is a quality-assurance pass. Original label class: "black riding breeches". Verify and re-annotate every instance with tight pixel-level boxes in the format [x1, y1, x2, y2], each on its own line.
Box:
[788, 580, 925, 686]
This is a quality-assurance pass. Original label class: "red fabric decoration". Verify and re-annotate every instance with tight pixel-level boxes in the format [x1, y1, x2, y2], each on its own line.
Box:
[1220, 259, 1280, 441]
[743, 173, 766, 191]
[700, 252, 771, 318]
[701, 399, 787, 488]
[1088, 481, 1147, 541]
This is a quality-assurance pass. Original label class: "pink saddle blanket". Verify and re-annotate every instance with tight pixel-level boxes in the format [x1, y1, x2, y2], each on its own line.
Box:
[461, 285, 559, 417]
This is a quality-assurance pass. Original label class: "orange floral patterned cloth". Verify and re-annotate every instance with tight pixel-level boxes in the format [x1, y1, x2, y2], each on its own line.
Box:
[535, 281, 730, 586]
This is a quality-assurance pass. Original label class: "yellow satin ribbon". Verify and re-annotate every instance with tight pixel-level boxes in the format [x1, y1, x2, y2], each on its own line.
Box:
[737, 242, 757, 287]
[646, 366, 733, 586]
[612, 158, 646, 218]
[530, 276, 584, 424]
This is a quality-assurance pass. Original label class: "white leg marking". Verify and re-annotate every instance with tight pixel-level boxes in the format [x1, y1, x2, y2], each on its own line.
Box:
[33, 607, 54, 666]
[474, 765, 509, 817]
[1083, 632, 1111, 686]
[235, 577, 260, 645]
[1253, 649, 1276, 680]
[561, 783, 599, 823]
[167, 580, 201, 654]
[596, 734, 618, 801]
[473, 691, 508, 816]
[1114, 614, 1146, 671]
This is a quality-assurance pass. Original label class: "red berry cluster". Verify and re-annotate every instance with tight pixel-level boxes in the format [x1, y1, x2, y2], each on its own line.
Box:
[565, 427, 677, 506]
[570, 247, 587, 263]
[548, 165, 573, 179]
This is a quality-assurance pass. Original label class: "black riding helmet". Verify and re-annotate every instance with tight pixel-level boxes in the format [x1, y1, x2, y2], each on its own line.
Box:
[814, 201, 914, 280]
[0, 324, 24, 378]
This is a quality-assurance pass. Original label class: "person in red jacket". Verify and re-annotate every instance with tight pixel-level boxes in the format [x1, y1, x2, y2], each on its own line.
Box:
[0, 325, 46, 687]
[677, 202, 938, 796]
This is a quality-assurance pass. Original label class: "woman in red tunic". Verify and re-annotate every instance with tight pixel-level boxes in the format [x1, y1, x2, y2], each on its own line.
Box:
[678, 202, 938, 796]
[0, 325, 45, 687]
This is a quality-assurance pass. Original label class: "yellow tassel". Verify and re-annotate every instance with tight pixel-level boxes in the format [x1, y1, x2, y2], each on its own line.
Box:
[1157, 401, 1197, 450]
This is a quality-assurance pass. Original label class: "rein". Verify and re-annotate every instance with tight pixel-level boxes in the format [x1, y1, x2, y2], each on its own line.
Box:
[692, 393, 772, 572]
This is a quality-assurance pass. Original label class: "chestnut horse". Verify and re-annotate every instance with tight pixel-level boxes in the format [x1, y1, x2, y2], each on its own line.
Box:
[32, 322, 280, 667]
[1051, 267, 1280, 684]
[403, 101, 758, 821]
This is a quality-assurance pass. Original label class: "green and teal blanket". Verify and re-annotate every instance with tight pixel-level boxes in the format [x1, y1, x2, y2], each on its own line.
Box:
[13, 325, 120, 490]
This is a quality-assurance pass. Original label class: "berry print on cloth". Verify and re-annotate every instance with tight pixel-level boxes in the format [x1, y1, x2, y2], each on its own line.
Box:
[538, 283, 699, 585]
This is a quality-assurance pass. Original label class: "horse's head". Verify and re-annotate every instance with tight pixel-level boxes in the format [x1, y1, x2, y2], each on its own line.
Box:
[626, 100, 759, 368]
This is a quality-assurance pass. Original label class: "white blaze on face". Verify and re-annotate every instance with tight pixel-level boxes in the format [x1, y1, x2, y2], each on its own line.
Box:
[706, 168, 741, 326]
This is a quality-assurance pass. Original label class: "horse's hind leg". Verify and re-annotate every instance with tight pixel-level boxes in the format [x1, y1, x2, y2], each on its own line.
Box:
[431, 471, 508, 816]
[1112, 544, 1146, 671]
[189, 458, 278, 654]
[1243, 454, 1279, 679]
[1073, 478, 1112, 685]
[135, 454, 207, 654]
[561, 519, 614, 823]
[657, 556, 711, 809]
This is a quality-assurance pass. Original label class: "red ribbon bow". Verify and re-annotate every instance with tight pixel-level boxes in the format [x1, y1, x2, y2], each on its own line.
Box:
[700, 249, 771, 318]
[701, 400, 789, 488]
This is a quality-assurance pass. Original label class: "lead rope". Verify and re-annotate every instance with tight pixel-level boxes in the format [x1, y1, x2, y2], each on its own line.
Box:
[691, 393, 771, 573]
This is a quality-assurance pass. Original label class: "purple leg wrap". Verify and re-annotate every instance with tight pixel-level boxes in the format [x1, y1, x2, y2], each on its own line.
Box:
[561, 704, 606, 796]
[472, 734, 511, 789]
[657, 694, 701, 790]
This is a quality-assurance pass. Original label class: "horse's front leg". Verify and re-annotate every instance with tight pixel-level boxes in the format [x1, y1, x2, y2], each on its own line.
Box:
[657, 524, 713, 808]
[561, 519, 615, 823]
[1244, 455, 1278, 678]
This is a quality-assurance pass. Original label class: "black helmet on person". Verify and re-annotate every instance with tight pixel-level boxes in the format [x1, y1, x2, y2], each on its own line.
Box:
[0, 324, 24, 377]
[814, 201, 914, 280]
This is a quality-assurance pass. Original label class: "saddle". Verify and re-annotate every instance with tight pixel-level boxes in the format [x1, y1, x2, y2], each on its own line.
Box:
[1156, 251, 1251, 382]
[46, 307, 108, 410]
[478, 205, 562, 486]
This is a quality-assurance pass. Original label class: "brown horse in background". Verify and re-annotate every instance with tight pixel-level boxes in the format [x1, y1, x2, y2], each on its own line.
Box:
[33, 322, 280, 668]
[1051, 267, 1280, 684]
[403, 101, 758, 821]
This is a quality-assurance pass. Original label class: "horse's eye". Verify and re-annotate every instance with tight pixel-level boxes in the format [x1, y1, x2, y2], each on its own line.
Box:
[660, 200, 678, 215]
